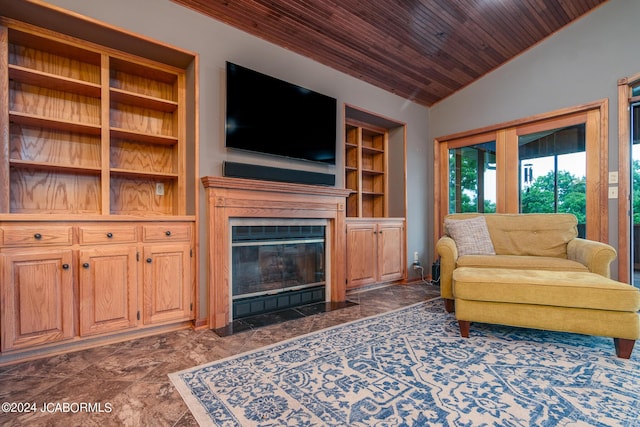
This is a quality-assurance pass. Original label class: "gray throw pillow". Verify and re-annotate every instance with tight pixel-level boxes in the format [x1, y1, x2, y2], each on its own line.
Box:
[444, 216, 495, 257]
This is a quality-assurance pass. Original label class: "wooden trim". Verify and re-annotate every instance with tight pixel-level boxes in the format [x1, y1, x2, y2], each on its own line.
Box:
[435, 99, 608, 142]
[201, 177, 350, 329]
[0, 0, 196, 68]
[0, 25, 8, 213]
[502, 128, 519, 213]
[618, 79, 632, 283]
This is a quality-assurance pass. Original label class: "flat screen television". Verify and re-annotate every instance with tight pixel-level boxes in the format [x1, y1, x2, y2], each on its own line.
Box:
[225, 62, 337, 165]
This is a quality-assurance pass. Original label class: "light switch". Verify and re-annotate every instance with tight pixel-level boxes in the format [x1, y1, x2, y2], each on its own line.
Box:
[609, 171, 618, 184]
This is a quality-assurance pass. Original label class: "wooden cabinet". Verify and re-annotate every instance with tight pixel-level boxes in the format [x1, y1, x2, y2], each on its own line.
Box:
[1, 249, 74, 351]
[344, 107, 407, 288]
[143, 243, 192, 325]
[79, 245, 138, 336]
[0, 221, 195, 358]
[0, 5, 198, 363]
[346, 219, 405, 289]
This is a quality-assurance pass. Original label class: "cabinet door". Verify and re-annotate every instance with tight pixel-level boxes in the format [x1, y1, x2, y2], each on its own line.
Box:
[346, 222, 378, 289]
[142, 243, 192, 325]
[1, 250, 74, 351]
[378, 222, 405, 282]
[78, 246, 138, 336]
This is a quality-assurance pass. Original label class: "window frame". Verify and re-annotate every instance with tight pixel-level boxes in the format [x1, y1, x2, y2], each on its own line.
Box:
[617, 74, 640, 284]
[434, 100, 608, 244]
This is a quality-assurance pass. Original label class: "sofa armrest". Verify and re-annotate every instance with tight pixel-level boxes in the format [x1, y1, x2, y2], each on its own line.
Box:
[567, 238, 617, 278]
[435, 236, 458, 300]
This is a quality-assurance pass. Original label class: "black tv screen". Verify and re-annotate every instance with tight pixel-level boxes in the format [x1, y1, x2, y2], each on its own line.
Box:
[225, 62, 337, 165]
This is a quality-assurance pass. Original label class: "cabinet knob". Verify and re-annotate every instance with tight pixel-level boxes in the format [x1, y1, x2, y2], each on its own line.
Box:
[34, 233, 42, 240]
[146, 258, 152, 263]
[62, 264, 69, 270]
[83, 263, 90, 269]
[165, 230, 172, 236]
[106, 232, 113, 238]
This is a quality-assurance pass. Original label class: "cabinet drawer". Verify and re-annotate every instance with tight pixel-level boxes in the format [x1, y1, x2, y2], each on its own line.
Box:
[143, 224, 191, 242]
[79, 225, 138, 244]
[2, 226, 73, 246]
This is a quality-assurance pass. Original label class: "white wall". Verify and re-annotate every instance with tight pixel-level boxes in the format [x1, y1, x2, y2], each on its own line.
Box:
[44, 0, 431, 315]
[430, 0, 640, 275]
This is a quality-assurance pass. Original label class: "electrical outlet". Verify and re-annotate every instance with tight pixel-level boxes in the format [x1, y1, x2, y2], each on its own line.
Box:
[155, 183, 165, 196]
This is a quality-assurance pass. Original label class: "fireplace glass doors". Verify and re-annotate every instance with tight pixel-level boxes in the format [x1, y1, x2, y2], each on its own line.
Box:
[231, 223, 326, 318]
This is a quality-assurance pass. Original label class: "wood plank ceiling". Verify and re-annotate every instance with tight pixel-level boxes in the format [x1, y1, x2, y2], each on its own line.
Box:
[171, 0, 607, 106]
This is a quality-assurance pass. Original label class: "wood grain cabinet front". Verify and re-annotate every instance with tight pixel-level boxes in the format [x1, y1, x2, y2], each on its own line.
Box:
[78, 245, 138, 336]
[346, 219, 405, 289]
[1, 249, 74, 351]
[142, 242, 193, 325]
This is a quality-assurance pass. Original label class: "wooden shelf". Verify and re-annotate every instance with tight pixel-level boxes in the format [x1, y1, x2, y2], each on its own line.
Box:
[362, 145, 384, 154]
[110, 88, 178, 112]
[362, 168, 384, 176]
[9, 65, 101, 97]
[9, 111, 102, 135]
[110, 168, 179, 180]
[110, 127, 178, 145]
[10, 159, 101, 174]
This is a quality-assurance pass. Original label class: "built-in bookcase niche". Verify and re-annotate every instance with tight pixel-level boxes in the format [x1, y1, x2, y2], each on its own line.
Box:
[344, 121, 387, 218]
[2, 22, 187, 216]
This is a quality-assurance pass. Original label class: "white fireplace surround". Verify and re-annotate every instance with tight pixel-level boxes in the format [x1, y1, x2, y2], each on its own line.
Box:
[202, 176, 351, 329]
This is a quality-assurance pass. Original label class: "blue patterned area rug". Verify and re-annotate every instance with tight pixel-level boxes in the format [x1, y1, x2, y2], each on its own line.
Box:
[169, 298, 640, 426]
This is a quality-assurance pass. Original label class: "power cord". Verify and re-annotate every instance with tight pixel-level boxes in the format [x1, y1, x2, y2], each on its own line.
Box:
[413, 262, 440, 286]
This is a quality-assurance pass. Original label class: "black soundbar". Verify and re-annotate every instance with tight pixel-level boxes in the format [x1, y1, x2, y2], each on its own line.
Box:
[223, 161, 335, 186]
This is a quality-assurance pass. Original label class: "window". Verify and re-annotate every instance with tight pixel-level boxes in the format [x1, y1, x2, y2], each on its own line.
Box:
[448, 141, 496, 213]
[434, 101, 607, 242]
[518, 125, 586, 237]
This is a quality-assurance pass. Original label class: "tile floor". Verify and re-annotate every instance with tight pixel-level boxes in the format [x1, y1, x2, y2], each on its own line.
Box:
[0, 282, 440, 426]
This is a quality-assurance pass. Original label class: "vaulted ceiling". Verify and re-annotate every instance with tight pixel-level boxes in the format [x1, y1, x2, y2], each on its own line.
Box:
[171, 0, 607, 106]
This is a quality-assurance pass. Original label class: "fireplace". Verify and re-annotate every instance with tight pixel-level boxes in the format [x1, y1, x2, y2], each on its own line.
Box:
[202, 176, 351, 329]
[231, 220, 327, 318]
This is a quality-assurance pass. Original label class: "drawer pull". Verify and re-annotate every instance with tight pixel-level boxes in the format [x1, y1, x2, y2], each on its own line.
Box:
[106, 232, 113, 238]
[62, 264, 69, 270]
[34, 233, 42, 240]
[83, 263, 90, 269]
[165, 230, 172, 236]
[146, 258, 153, 263]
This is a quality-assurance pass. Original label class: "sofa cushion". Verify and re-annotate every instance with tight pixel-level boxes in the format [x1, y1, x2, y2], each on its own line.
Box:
[444, 213, 578, 258]
[456, 254, 589, 272]
[444, 215, 495, 257]
[453, 268, 640, 312]
[483, 214, 577, 258]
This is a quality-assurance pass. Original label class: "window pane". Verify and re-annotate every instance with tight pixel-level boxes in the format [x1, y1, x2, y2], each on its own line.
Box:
[449, 141, 496, 213]
[519, 124, 586, 237]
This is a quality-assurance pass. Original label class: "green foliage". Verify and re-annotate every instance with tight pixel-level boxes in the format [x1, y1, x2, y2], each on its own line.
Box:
[521, 170, 586, 223]
[450, 152, 586, 222]
[448, 153, 496, 213]
[633, 160, 640, 224]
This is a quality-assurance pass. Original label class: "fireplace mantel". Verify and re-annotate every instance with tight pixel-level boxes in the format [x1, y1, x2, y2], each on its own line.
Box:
[201, 176, 351, 328]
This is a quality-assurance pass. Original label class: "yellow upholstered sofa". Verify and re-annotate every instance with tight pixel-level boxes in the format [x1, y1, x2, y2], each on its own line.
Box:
[436, 213, 640, 358]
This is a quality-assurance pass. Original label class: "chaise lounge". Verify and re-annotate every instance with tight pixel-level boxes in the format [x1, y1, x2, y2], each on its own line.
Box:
[436, 213, 640, 358]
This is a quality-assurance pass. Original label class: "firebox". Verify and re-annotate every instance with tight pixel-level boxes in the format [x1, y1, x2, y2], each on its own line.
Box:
[230, 220, 327, 318]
